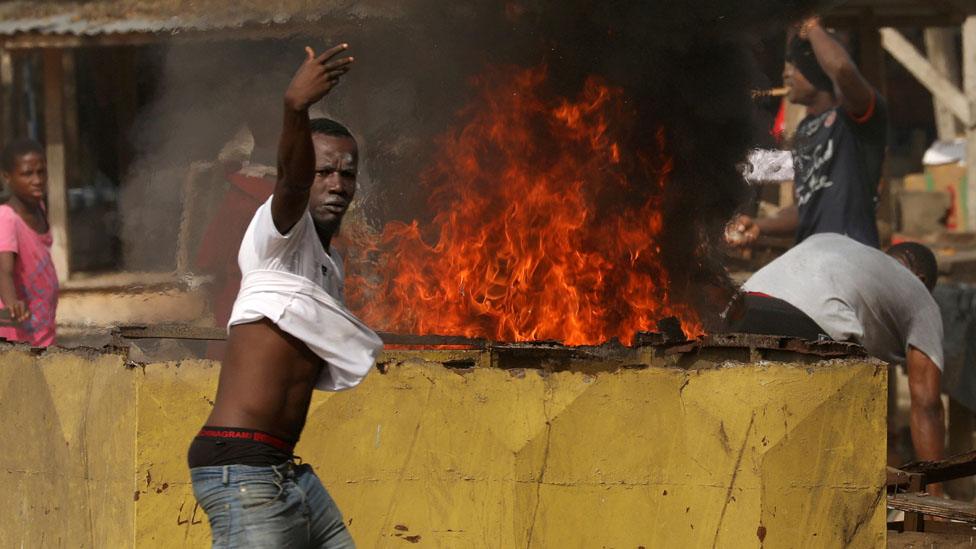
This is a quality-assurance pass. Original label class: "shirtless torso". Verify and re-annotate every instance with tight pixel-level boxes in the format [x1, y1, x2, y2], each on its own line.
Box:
[206, 319, 321, 440]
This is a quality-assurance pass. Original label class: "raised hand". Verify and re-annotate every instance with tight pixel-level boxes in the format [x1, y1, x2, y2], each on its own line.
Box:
[796, 16, 822, 40]
[284, 43, 355, 112]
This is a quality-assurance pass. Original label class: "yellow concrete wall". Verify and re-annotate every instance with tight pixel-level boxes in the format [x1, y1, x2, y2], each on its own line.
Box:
[0, 347, 136, 548]
[0, 346, 887, 548]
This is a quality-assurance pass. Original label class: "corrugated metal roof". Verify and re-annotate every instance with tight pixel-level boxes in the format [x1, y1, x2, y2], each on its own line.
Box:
[0, 0, 969, 41]
[0, 1, 400, 38]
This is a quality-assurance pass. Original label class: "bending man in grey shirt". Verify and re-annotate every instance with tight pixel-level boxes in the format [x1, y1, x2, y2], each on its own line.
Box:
[732, 233, 944, 483]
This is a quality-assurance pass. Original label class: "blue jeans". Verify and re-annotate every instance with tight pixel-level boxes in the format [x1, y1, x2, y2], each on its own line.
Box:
[191, 461, 355, 548]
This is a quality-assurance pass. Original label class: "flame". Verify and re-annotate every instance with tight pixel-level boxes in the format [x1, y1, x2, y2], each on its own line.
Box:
[347, 65, 700, 346]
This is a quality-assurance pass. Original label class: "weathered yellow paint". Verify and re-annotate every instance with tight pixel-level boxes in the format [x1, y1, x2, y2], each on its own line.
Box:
[0, 345, 886, 547]
[0, 347, 136, 548]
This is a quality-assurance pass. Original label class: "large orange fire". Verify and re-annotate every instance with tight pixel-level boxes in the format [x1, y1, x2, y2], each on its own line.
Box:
[347, 65, 700, 346]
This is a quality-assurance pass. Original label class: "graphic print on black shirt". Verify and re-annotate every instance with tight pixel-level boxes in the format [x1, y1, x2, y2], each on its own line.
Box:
[792, 95, 887, 248]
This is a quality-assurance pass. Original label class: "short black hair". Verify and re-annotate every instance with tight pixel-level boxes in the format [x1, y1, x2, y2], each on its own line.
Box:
[1, 139, 44, 172]
[887, 242, 939, 292]
[786, 36, 834, 95]
[309, 118, 354, 141]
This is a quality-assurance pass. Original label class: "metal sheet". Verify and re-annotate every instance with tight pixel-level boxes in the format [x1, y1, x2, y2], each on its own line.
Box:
[0, 1, 404, 39]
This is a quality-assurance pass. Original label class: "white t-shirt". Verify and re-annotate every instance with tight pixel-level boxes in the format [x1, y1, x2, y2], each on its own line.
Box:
[229, 197, 382, 391]
[743, 233, 944, 370]
[237, 197, 345, 300]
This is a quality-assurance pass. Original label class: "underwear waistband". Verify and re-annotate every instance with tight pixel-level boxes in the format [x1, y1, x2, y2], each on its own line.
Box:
[196, 426, 296, 453]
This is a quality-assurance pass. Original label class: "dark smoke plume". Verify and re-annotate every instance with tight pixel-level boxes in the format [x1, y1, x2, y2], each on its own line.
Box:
[119, 0, 828, 338]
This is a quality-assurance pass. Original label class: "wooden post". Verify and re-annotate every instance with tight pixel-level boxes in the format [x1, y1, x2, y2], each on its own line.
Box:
[0, 47, 12, 145]
[857, 12, 886, 96]
[62, 50, 79, 190]
[42, 49, 70, 282]
[964, 17, 976, 233]
[925, 27, 963, 140]
[0, 48, 11, 202]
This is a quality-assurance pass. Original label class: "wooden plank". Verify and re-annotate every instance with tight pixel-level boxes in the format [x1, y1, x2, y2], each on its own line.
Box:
[858, 11, 886, 92]
[902, 449, 976, 484]
[888, 493, 976, 523]
[61, 50, 79, 191]
[826, 14, 966, 28]
[933, 0, 976, 17]
[925, 27, 964, 140]
[880, 27, 971, 124]
[0, 47, 12, 144]
[174, 164, 204, 275]
[965, 16, 976, 236]
[42, 48, 70, 282]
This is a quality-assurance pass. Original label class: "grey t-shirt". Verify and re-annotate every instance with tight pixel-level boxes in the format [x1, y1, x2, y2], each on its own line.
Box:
[742, 233, 943, 369]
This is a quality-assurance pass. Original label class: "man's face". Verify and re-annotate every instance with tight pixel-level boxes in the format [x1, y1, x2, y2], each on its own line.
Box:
[309, 133, 358, 233]
[3, 152, 47, 204]
[783, 62, 817, 106]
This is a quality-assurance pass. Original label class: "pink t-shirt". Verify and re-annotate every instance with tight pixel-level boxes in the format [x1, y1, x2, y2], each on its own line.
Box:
[0, 204, 58, 346]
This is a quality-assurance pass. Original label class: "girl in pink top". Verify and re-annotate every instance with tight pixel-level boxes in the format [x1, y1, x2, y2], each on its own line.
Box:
[0, 139, 57, 347]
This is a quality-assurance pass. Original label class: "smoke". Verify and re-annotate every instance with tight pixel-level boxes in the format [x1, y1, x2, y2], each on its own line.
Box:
[117, 0, 827, 339]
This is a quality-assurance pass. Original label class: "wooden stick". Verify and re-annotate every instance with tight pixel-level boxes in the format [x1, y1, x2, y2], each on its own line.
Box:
[752, 87, 788, 98]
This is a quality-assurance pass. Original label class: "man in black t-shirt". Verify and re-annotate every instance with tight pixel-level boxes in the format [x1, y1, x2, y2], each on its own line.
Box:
[729, 17, 887, 248]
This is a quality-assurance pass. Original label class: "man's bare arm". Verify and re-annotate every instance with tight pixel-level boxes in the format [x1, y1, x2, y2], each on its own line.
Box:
[755, 205, 799, 236]
[907, 346, 946, 494]
[726, 206, 798, 247]
[272, 43, 354, 234]
[802, 18, 875, 119]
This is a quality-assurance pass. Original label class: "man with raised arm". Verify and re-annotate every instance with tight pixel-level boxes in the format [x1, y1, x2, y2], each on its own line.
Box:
[187, 43, 382, 548]
[729, 17, 887, 248]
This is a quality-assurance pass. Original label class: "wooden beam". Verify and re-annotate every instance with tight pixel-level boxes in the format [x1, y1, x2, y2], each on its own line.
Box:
[886, 466, 918, 488]
[41, 48, 70, 282]
[880, 27, 971, 124]
[888, 492, 976, 522]
[932, 0, 976, 17]
[965, 16, 976, 235]
[925, 27, 964, 139]
[825, 14, 967, 29]
[902, 449, 976, 484]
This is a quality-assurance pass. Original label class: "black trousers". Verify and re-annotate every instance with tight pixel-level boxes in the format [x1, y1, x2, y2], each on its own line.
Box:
[726, 293, 830, 342]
